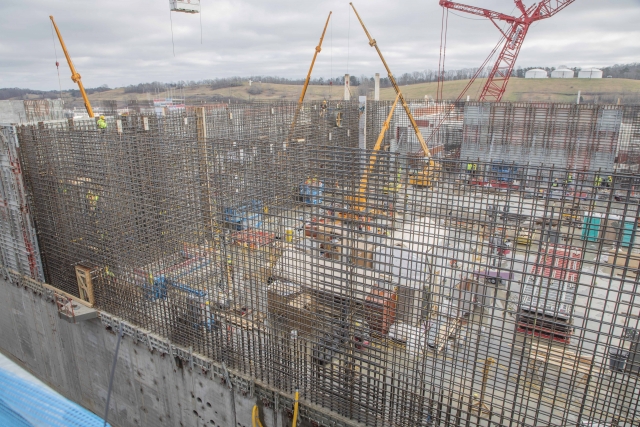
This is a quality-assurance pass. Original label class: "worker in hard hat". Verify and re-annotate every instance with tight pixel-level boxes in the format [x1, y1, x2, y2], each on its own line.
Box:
[565, 173, 573, 187]
[606, 175, 613, 188]
[552, 179, 559, 188]
[97, 115, 107, 130]
[87, 190, 99, 211]
[594, 175, 603, 188]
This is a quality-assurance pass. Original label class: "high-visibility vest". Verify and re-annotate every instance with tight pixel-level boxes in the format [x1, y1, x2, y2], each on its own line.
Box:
[467, 163, 473, 171]
[97, 119, 107, 129]
[472, 164, 477, 171]
[552, 181, 558, 187]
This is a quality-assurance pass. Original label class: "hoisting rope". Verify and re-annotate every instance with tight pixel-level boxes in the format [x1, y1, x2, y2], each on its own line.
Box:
[436, 6, 448, 102]
[330, 16, 333, 98]
[50, 21, 63, 101]
[346, 6, 353, 98]
[169, 9, 176, 56]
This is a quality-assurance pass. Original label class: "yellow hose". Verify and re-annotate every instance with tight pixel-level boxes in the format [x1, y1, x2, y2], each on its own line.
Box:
[253, 391, 298, 427]
[252, 405, 264, 427]
[292, 389, 299, 427]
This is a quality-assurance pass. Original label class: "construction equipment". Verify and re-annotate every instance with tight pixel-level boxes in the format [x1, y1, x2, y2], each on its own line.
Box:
[350, 3, 438, 185]
[438, 0, 576, 102]
[408, 162, 436, 187]
[289, 12, 332, 140]
[515, 227, 533, 246]
[169, 0, 200, 13]
[349, 94, 400, 212]
[350, 3, 429, 156]
[350, 3, 439, 190]
[423, 0, 576, 149]
[49, 16, 94, 118]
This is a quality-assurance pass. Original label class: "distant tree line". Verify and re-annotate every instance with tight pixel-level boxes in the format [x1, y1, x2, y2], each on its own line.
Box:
[4, 63, 640, 100]
[601, 63, 640, 79]
[0, 85, 110, 101]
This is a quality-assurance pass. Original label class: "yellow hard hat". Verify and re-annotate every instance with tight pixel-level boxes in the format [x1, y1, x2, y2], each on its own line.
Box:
[99, 115, 105, 120]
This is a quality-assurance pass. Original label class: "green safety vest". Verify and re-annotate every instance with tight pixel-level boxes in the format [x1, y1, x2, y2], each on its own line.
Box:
[467, 163, 473, 171]
[97, 119, 107, 129]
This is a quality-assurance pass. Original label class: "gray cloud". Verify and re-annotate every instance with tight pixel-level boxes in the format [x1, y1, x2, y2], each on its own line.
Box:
[1, 0, 639, 90]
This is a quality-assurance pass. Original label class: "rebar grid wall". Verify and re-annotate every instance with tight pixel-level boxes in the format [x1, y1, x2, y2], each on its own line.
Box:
[15, 100, 640, 427]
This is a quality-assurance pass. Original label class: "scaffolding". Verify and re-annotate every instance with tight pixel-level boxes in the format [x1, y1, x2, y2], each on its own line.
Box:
[12, 100, 640, 427]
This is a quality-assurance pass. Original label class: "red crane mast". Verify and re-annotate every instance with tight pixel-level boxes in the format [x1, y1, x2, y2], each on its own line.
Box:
[438, 0, 576, 102]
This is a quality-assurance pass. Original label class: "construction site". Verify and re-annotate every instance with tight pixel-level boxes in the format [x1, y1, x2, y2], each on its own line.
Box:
[1, 1, 640, 427]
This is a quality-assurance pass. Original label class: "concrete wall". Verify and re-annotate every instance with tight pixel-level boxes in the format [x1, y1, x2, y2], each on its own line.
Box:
[0, 100, 66, 124]
[0, 276, 290, 427]
[460, 103, 620, 175]
[0, 100, 27, 124]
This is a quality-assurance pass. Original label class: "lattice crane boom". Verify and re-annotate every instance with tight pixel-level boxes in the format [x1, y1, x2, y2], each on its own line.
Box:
[438, 0, 576, 102]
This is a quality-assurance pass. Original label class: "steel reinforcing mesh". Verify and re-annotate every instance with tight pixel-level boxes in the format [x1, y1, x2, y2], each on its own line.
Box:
[16, 100, 640, 427]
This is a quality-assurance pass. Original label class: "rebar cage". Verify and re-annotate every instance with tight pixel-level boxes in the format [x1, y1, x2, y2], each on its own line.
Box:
[13, 100, 640, 427]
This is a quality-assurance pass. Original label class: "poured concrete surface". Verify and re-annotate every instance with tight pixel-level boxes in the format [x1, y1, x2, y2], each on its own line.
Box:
[0, 277, 280, 427]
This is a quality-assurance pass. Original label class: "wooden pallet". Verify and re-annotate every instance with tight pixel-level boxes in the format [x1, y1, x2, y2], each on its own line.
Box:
[527, 342, 597, 386]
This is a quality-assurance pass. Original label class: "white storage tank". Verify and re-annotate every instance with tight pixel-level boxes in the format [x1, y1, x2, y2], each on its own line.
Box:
[578, 68, 603, 79]
[551, 67, 574, 78]
[525, 69, 548, 78]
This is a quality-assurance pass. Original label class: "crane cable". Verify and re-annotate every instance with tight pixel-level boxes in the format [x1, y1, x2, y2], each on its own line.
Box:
[169, 9, 176, 56]
[346, 5, 353, 98]
[50, 21, 63, 101]
[436, 7, 448, 102]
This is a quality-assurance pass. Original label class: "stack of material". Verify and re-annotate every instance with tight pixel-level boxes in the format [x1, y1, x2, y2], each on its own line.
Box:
[518, 244, 581, 344]
[267, 280, 315, 335]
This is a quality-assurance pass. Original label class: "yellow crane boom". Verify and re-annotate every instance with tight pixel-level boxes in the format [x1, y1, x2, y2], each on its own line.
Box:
[49, 15, 94, 118]
[289, 11, 332, 139]
[351, 93, 400, 211]
[349, 3, 431, 158]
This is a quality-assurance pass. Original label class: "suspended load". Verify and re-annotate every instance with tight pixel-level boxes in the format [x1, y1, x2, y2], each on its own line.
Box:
[170, 0, 200, 14]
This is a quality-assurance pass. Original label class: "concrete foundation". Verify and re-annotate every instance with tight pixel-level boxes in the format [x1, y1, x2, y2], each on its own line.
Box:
[0, 275, 358, 427]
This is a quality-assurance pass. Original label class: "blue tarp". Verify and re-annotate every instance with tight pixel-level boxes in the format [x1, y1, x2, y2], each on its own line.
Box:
[0, 366, 109, 427]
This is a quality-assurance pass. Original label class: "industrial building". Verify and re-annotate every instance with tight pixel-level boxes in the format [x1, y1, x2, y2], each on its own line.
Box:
[1, 96, 640, 427]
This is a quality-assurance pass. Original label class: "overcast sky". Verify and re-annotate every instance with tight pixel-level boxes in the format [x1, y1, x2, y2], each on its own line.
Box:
[1, 0, 639, 91]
